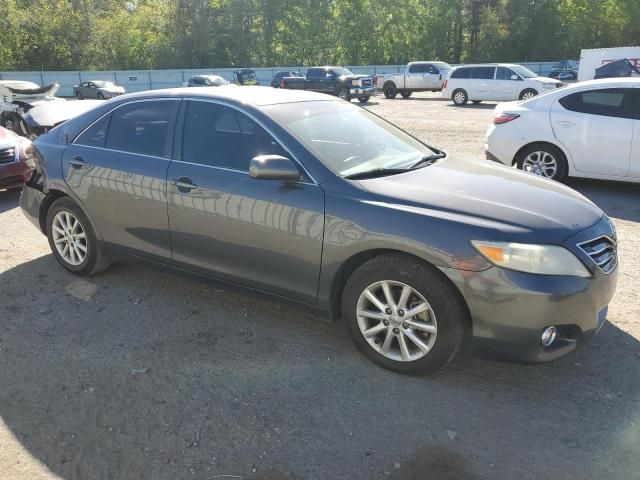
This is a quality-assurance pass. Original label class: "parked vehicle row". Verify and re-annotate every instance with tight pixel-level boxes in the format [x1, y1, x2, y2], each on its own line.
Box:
[486, 77, 640, 183]
[19, 86, 618, 375]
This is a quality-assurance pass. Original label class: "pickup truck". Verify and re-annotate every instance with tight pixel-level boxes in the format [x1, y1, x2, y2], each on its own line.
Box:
[374, 61, 452, 99]
[280, 67, 374, 102]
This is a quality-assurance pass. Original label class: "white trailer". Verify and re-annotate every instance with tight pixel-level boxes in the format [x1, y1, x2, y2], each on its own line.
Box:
[578, 46, 640, 81]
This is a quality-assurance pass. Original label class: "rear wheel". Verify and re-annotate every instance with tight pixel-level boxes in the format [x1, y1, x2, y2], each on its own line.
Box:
[519, 88, 538, 101]
[401, 91, 412, 98]
[342, 254, 468, 375]
[383, 83, 397, 99]
[46, 197, 111, 276]
[76, 91, 83, 100]
[452, 89, 468, 106]
[97, 91, 105, 100]
[338, 88, 351, 101]
[515, 144, 567, 182]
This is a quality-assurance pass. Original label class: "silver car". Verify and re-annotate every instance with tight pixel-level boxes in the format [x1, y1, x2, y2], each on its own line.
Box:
[73, 81, 125, 100]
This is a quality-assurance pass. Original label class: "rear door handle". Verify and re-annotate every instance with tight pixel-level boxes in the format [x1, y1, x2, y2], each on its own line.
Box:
[172, 177, 198, 192]
[68, 156, 87, 168]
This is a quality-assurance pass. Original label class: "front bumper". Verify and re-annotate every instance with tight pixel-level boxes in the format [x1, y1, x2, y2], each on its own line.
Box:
[350, 86, 375, 97]
[20, 182, 47, 232]
[441, 217, 618, 363]
[0, 160, 32, 189]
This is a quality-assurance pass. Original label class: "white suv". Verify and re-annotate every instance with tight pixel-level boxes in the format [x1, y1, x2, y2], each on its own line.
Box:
[442, 63, 562, 105]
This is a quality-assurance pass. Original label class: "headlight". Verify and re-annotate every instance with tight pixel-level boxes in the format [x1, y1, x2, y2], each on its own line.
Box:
[352, 79, 362, 87]
[543, 83, 555, 89]
[471, 241, 591, 277]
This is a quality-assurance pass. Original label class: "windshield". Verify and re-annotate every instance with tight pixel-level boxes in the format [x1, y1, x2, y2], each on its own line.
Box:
[433, 62, 453, 70]
[264, 101, 439, 177]
[93, 81, 114, 88]
[239, 72, 257, 81]
[510, 65, 538, 78]
[332, 67, 354, 77]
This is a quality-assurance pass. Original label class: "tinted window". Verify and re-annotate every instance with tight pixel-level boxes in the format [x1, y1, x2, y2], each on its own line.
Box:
[496, 67, 517, 80]
[182, 102, 288, 172]
[471, 67, 495, 79]
[75, 114, 110, 148]
[307, 68, 325, 79]
[450, 68, 471, 79]
[559, 88, 631, 118]
[105, 100, 178, 157]
[408, 64, 428, 73]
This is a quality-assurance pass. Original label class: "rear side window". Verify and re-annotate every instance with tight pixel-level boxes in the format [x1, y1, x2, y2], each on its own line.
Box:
[75, 114, 110, 148]
[105, 100, 179, 157]
[471, 67, 495, 79]
[182, 101, 289, 172]
[450, 68, 471, 79]
[559, 88, 631, 118]
[307, 68, 325, 79]
[408, 64, 428, 73]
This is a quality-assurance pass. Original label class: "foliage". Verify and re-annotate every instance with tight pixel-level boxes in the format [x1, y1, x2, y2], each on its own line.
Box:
[1, 0, 639, 70]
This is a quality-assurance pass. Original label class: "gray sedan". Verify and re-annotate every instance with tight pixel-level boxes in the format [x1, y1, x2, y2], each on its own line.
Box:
[73, 81, 125, 100]
[20, 87, 617, 374]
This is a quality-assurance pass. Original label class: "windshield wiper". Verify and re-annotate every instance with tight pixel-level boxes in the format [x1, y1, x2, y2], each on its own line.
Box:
[409, 152, 446, 169]
[343, 168, 410, 180]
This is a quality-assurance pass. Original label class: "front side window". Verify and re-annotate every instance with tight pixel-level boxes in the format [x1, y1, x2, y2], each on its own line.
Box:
[471, 67, 495, 79]
[496, 67, 518, 81]
[182, 101, 288, 172]
[559, 88, 631, 118]
[264, 100, 438, 178]
[75, 114, 110, 148]
[105, 100, 179, 157]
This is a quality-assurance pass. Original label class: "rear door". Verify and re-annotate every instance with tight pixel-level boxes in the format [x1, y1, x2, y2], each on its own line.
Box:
[551, 87, 633, 177]
[470, 67, 496, 100]
[629, 87, 640, 178]
[63, 99, 180, 259]
[166, 100, 325, 303]
[306, 68, 331, 93]
[407, 63, 428, 89]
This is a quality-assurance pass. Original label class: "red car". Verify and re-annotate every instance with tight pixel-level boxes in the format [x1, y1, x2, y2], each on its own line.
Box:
[0, 126, 32, 191]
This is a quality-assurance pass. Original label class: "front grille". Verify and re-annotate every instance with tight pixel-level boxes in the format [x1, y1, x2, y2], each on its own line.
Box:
[578, 236, 617, 274]
[0, 146, 16, 164]
[362, 78, 372, 88]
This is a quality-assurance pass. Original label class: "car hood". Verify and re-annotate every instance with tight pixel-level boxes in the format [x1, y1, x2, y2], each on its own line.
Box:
[24, 99, 102, 128]
[356, 156, 603, 243]
[0, 126, 18, 146]
[99, 86, 125, 92]
[341, 74, 371, 80]
[535, 76, 562, 85]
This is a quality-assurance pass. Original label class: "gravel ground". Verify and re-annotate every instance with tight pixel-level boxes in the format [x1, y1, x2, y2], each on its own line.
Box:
[0, 92, 639, 480]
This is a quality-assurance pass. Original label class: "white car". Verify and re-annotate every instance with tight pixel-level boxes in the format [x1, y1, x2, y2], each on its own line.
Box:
[485, 78, 640, 183]
[442, 63, 562, 105]
[374, 61, 452, 98]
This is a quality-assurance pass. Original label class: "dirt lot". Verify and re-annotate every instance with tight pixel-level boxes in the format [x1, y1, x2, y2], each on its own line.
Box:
[0, 92, 639, 480]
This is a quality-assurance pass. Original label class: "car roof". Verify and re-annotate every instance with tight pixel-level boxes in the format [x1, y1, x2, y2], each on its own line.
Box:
[108, 85, 336, 107]
[453, 63, 523, 68]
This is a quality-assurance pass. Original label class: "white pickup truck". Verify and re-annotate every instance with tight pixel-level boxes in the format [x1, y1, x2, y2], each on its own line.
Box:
[374, 61, 452, 98]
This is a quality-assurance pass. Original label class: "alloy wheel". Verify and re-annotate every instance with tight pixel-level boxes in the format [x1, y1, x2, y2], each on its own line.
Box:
[521, 91, 536, 100]
[356, 280, 437, 362]
[522, 151, 558, 178]
[52, 211, 88, 266]
[453, 91, 466, 104]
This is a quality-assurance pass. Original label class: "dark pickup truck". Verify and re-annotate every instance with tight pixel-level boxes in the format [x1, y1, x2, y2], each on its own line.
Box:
[280, 66, 374, 102]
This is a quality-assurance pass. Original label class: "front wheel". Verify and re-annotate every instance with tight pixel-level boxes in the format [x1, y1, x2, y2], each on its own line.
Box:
[46, 197, 111, 276]
[97, 92, 105, 100]
[338, 88, 351, 101]
[401, 91, 412, 98]
[76, 91, 83, 100]
[519, 89, 538, 101]
[357, 96, 370, 103]
[342, 254, 468, 375]
[452, 89, 468, 106]
[515, 144, 567, 182]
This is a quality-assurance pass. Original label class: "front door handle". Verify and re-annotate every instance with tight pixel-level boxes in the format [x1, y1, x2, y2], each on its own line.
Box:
[556, 120, 575, 128]
[173, 177, 198, 192]
[68, 156, 87, 168]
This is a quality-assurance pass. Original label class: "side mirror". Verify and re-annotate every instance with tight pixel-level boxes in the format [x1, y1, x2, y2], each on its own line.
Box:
[249, 155, 301, 181]
[510, 75, 519, 81]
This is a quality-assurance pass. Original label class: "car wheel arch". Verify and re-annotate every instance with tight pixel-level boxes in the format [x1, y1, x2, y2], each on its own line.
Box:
[512, 140, 573, 173]
[39, 189, 102, 239]
[328, 249, 472, 332]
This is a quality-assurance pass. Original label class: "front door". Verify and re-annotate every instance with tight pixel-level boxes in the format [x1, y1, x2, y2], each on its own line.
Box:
[167, 100, 325, 303]
[63, 99, 181, 258]
[551, 87, 633, 177]
[493, 67, 521, 101]
[629, 88, 640, 178]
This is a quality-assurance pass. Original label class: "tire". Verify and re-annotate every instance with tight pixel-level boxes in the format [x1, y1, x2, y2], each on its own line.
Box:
[515, 143, 567, 182]
[401, 91, 412, 99]
[357, 96, 370, 103]
[46, 197, 111, 276]
[1, 112, 20, 132]
[97, 92, 105, 100]
[338, 88, 351, 101]
[519, 88, 538, 101]
[472, 100, 481, 104]
[452, 89, 468, 106]
[342, 254, 468, 375]
[76, 91, 83, 100]
[383, 83, 397, 99]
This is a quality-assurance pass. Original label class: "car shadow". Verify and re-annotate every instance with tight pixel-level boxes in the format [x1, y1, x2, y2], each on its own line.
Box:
[445, 102, 497, 110]
[1, 255, 638, 479]
[566, 178, 640, 223]
[0, 188, 20, 214]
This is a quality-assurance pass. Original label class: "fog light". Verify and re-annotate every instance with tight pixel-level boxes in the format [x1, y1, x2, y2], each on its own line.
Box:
[541, 326, 557, 347]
